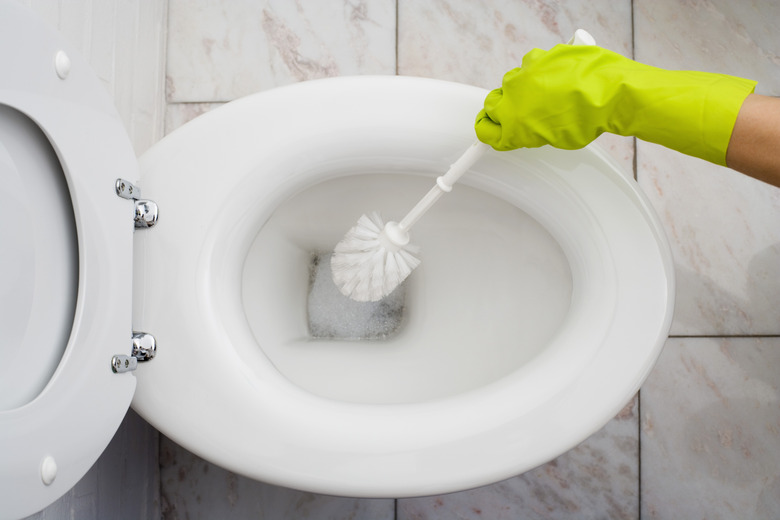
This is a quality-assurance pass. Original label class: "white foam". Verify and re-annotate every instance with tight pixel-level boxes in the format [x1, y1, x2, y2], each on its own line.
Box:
[307, 253, 405, 340]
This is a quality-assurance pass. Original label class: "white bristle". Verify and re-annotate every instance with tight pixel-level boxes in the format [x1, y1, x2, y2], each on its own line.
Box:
[330, 142, 490, 302]
[331, 212, 421, 302]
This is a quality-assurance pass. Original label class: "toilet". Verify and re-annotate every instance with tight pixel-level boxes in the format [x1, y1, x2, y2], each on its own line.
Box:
[0, 3, 674, 518]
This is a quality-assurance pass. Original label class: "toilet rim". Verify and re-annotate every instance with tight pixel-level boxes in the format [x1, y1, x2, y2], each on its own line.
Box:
[133, 76, 674, 497]
[0, 2, 139, 517]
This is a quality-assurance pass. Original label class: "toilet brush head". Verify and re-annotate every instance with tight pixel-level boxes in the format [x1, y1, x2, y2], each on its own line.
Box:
[330, 141, 490, 302]
[331, 212, 421, 302]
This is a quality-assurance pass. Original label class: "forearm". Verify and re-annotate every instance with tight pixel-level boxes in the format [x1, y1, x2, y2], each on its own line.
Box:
[726, 94, 780, 188]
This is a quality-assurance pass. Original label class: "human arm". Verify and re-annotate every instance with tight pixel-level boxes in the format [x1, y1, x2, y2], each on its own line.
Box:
[726, 94, 780, 188]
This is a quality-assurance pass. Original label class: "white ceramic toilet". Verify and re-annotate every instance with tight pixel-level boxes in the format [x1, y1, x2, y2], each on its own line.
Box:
[0, 3, 675, 518]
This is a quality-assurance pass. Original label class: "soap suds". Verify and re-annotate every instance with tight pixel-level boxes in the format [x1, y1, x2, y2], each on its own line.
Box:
[307, 253, 405, 340]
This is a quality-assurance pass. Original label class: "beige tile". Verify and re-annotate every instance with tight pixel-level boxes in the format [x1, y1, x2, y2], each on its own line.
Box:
[638, 143, 780, 335]
[641, 338, 780, 519]
[399, 397, 639, 520]
[398, 0, 633, 90]
[167, 0, 396, 102]
[634, 0, 780, 335]
[165, 102, 225, 134]
[159, 436, 394, 520]
[633, 0, 780, 94]
[594, 133, 636, 180]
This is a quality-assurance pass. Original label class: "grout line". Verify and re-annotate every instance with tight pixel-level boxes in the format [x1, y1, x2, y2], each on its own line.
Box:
[159, 4, 170, 512]
[164, 0, 173, 105]
[156, 0, 170, 145]
[394, 0, 399, 76]
[630, 0, 638, 183]
[633, 3, 641, 518]
[669, 334, 780, 339]
[630, 0, 636, 60]
[637, 388, 642, 519]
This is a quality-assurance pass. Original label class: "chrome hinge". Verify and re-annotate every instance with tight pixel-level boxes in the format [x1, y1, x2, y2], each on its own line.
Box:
[116, 178, 158, 229]
[112, 332, 157, 373]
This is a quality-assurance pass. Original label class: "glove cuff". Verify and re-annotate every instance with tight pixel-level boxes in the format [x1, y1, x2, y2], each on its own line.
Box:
[617, 69, 756, 166]
[697, 74, 757, 165]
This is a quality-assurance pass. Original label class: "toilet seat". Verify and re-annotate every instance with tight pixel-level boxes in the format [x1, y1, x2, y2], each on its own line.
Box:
[0, 4, 139, 518]
[1, 3, 675, 517]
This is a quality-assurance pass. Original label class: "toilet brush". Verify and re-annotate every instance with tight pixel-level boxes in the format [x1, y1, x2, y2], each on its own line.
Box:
[331, 29, 596, 303]
[330, 140, 489, 302]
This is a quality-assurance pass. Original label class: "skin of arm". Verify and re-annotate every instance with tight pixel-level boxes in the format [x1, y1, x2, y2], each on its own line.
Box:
[726, 94, 780, 188]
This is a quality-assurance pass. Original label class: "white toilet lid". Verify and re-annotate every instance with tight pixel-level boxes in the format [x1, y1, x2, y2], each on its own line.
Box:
[0, 3, 139, 518]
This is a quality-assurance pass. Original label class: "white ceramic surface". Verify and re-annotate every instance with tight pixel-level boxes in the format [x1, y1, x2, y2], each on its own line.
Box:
[132, 75, 674, 497]
[243, 173, 574, 404]
[0, 105, 78, 411]
[0, 3, 139, 519]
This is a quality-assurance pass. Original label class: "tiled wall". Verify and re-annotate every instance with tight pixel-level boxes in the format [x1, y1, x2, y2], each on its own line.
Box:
[27, 0, 780, 519]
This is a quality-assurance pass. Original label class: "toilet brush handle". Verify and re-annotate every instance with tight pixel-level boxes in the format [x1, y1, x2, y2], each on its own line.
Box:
[567, 28, 596, 46]
[397, 141, 489, 231]
[397, 29, 595, 234]
[437, 141, 491, 191]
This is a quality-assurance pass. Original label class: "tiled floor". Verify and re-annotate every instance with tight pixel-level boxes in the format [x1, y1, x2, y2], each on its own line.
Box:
[27, 0, 780, 518]
[158, 1, 780, 519]
[398, 397, 640, 520]
[159, 435, 395, 520]
[641, 338, 780, 518]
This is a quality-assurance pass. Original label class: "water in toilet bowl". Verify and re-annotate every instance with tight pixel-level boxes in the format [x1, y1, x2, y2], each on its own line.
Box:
[242, 171, 573, 405]
[307, 252, 406, 340]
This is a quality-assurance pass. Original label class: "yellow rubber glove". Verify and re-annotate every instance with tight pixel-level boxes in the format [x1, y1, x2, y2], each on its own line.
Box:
[475, 44, 757, 166]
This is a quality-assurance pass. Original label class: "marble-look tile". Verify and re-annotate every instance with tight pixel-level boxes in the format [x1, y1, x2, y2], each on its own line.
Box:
[634, 0, 780, 335]
[167, 0, 396, 103]
[638, 143, 780, 335]
[159, 436, 395, 520]
[640, 337, 780, 519]
[399, 397, 639, 520]
[398, 0, 633, 90]
[634, 0, 780, 95]
[595, 133, 636, 180]
[165, 102, 225, 134]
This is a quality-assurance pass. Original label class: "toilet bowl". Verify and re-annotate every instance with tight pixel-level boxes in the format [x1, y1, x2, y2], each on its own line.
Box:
[1, 3, 674, 517]
[131, 76, 674, 499]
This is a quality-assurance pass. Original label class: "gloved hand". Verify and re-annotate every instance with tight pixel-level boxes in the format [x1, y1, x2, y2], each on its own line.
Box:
[475, 44, 756, 166]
